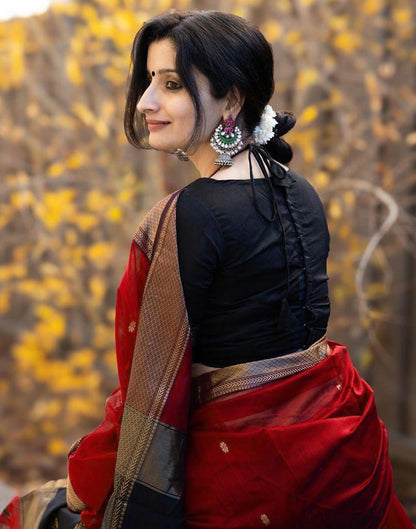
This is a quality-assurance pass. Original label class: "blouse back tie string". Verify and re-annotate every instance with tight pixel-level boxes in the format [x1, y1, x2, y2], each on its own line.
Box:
[248, 143, 290, 298]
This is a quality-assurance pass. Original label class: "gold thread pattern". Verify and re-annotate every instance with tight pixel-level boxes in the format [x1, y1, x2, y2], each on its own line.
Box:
[102, 191, 191, 529]
[66, 476, 87, 513]
[261, 513, 271, 525]
[192, 335, 330, 406]
[219, 441, 229, 453]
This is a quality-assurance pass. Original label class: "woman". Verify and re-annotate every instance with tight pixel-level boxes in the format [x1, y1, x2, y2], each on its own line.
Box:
[2, 9, 413, 529]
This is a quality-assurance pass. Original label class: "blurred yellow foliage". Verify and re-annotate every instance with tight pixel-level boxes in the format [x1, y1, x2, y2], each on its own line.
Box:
[0, 21, 26, 89]
[0, 263, 27, 281]
[297, 69, 319, 89]
[35, 305, 66, 339]
[47, 438, 68, 456]
[89, 276, 107, 303]
[0, 290, 10, 313]
[70, 348, 96, 368]
[285, 30, 301, 45]
[363, 0, 384, 15]
[393, 7, 412, 25]
[87, 190, 112, 212]
[93, 323, 114, 349]
[72, 213, 100, 232]
[47, 162, 66, 178]
[333, 32, 362, 53]
[329, 199, 343, 220]
[11, 190, 34, 209]
[87, 242, 115, 267]
[261, 21, 282, 43]
[35, 189, 77, 229]
[314, 171, 330, 188]
[32, 399, 63, 420]
[299, 105, 319, 125]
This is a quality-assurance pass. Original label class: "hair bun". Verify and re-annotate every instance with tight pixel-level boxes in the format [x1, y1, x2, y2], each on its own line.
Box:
[262, 110, 296, 164]
[274, 110, 296, 138]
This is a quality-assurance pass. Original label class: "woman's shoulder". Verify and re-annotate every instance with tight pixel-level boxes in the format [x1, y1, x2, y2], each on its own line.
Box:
[286, 168, 326, 208]
[176, 184, 224, 232]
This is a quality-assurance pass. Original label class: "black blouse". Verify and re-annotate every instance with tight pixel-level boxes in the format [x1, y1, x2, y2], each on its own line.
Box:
[176, 147, 330, 367]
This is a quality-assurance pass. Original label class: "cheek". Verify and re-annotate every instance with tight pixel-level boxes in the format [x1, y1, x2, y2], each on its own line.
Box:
[170, 98, 196, 136]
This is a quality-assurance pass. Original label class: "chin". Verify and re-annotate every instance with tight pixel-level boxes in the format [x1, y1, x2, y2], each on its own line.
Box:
[148, 139, 172, 152]
[148, 138, 187, 154]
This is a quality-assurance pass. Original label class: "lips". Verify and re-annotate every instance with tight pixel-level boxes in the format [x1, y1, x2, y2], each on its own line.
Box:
[146, 120, 171, 131]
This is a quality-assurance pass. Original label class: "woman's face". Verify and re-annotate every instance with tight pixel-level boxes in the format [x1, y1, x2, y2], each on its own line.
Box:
[136, 38, 227, 154]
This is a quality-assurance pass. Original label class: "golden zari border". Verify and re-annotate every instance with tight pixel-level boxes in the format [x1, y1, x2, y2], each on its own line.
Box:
[192, 334, 330, 406]
[103, 191, 191, 529]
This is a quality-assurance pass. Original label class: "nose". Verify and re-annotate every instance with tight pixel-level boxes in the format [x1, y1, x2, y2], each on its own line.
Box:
[136, 83, 160, 114]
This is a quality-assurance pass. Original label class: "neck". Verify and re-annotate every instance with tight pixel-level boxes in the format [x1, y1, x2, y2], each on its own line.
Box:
[188, 142, 218, 178]
[189, 139, 252, 179]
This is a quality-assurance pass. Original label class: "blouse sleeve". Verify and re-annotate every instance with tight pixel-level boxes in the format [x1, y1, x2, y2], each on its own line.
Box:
[176, 190, 226, 336]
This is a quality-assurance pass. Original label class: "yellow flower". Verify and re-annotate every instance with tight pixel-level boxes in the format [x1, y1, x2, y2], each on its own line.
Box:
[106, 206, 123, 222]
[0, 263, 27, 281]
[66, 56, 83, 86]
[10, 190, 34, 209]
[333, 32, 362, 53]
[261, 21, 282, 42]
[314, 171, 330, 187]
[47, 162, 65, 178]
[0, 21, 26, 89]
[34, 305, 66, 347]
[297, 69, 319, 89]
[329, 199, 342, 220]
[93, 323, 114, 349]
[393, 8, 412, 25]
[48, 438, 68, 456]
[299, 105, 318, 125]
[66, 152, 87, 170]
[87, 242, 115, 268]
[70, 348, 96, 369]
[0, 290, 10, 313]
[86, 190, 111, 212]
[32, 399, 62, 420]
[71, 213, 99, 231]
[286, 30, 301, 45]
[35, 189, 76, 229]
[363, 0, 384, 15]
[89, 276, 107, 303]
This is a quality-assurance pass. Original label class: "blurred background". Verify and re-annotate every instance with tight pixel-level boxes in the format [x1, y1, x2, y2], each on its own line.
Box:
[0, 0, 415, 522]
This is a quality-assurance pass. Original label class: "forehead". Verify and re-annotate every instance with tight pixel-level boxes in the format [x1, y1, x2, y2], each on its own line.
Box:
[146, 39, 177, 71]
[145, 37, 213, 96]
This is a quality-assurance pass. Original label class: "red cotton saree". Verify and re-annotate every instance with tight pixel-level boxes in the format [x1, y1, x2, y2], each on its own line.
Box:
[1, 188, 413, 529]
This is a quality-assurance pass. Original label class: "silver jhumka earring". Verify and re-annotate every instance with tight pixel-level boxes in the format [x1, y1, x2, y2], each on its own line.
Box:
[173, 149, 190, 162]
[210, 116, 243, 166]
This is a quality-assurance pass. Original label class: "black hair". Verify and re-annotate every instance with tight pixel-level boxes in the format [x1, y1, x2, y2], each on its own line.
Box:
[124, 10, 295, 164]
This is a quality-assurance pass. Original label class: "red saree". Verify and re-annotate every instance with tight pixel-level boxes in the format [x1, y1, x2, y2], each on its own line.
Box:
[185, 341, 414, 529]
[1, 189, 413, 529]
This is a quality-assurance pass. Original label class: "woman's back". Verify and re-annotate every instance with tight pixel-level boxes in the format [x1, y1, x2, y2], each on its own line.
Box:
[176, 163, 331, 367]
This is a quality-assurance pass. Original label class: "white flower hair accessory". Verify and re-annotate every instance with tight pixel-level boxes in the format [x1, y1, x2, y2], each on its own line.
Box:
[253, 105, 278, 145]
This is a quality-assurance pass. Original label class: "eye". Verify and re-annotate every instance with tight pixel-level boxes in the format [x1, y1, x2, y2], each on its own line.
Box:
[166, 80, 182, 90]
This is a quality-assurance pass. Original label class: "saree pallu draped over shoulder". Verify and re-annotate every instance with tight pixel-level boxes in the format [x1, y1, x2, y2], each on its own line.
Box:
[67, 189, 192, 529]
[1, 188, 413, 529]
